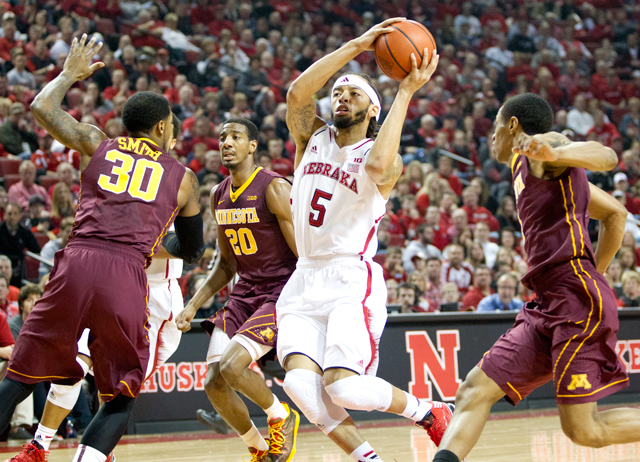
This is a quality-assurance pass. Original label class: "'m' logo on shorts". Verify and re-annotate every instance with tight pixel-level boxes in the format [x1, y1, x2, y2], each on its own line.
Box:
[567, 374, 592, 391]
[258, 327, 275, 342]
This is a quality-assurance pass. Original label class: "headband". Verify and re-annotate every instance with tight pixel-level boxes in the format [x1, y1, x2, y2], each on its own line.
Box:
[332, 75, 381, 121]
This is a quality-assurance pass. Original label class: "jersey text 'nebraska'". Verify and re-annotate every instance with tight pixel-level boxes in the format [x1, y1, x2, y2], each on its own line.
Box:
[302, 162, 358, 194]
[215, 207, 260, 225]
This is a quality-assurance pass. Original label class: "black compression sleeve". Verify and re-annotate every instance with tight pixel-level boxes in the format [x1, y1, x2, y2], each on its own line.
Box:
[162, 214, 205, 264]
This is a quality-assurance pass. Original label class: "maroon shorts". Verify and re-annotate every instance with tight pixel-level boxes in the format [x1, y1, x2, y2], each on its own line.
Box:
[7, 238, 150, 402]
[480, 260, 629, 405]
[202, 278, 287, 348]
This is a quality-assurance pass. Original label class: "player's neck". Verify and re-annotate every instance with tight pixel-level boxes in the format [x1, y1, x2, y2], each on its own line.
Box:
[333, 125, 368, 149]
[229, 162, 258, 187]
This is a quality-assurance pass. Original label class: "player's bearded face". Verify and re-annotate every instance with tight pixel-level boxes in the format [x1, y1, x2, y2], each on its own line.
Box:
[332, 108, 368, 130]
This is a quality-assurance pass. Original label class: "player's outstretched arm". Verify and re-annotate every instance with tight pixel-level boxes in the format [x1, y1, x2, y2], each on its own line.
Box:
[31, 34, 108, 157]
[588, 182, 628, 274]
[162, 168, 206, 265]
[287, 18, 404, 169]
[176, 187, 237, 333]
[366, 50, 439, 199]
[266, 178, 298, 258]
[513, 132, 618, 172]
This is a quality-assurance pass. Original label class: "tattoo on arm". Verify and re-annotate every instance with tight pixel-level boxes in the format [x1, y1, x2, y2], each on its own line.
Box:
[546, 132, 572, 148]
[188, 169, 200, 203]
[288, 103, 317, 138]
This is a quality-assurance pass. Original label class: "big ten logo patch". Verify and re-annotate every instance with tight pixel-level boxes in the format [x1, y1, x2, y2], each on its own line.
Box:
[405, 330, 461, 401]
[567, 374, 592, 391]
[615, 339, 640, 373]
[140, 362, 284, 393]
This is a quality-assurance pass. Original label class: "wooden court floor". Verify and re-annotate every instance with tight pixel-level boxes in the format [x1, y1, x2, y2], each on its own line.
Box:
[3, 409, 640, 462]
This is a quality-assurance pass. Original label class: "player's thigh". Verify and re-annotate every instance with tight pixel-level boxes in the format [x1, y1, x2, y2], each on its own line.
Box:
[276, 310, 327, 371]
[478, 314, 553, 406]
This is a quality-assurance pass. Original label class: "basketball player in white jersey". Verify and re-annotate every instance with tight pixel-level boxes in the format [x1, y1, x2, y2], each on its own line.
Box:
[277, 17, 448, 462]
[4, 121, 185, 462]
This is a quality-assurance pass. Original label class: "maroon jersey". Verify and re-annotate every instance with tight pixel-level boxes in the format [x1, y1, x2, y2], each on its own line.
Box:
[511, 154, 596, 288]
[71, 137, 185, 262]
[214, 167, 296, 284]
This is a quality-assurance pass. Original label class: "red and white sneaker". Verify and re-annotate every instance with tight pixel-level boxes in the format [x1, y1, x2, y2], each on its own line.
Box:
[2, 441, 49, 462]
[105, 453, 116, 462]
[414, 402, 454, 447]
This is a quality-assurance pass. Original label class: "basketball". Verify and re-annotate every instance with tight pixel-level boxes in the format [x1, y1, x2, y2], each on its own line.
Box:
[374, 20, 437, 82]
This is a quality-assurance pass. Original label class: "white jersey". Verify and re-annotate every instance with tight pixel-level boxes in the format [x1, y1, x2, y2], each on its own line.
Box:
[291, 125, 387, 260]
[147, 225, 183, 281]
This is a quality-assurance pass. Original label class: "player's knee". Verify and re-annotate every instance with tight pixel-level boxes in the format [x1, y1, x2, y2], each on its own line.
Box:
[203, 365, 227, 396]
[219, 357, 244, 388]
[562, 421, 606, 448]
[282, 373, 323, 424]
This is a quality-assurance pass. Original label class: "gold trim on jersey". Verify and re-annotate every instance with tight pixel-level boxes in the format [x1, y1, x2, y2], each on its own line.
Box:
[510, 153, 520, 171]
[229, 167, 263, 203]
[138, 137, 159, 147]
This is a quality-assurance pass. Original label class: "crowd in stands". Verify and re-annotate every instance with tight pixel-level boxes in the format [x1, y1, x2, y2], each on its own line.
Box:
[0, 0, 639, 323]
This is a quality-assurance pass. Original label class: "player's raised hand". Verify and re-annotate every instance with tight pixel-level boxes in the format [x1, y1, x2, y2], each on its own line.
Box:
[176, 305, 197, 333]
[62, 34, 105, 82]
[353, 17, 406, 52]
[512, 132, 559, 163]
[399, 48, 439, 95]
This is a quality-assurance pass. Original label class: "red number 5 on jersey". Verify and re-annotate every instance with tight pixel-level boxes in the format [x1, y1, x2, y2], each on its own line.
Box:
[309, 189, 333, 227]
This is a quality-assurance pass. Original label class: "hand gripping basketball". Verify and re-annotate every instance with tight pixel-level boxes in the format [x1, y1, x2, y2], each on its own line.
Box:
[512, 133, 559, 163]
[354, 17, 406, 52]
[398, 49, 439, 95]
[62, 34, 105, 82]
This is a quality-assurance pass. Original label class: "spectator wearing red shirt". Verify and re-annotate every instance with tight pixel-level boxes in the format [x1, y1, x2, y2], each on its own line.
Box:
[587, 110, 621, 147]
[187, 143, 207, 174]
[0, 274, 16, 319]
[30, 132, 55, 174]
[382, 247, 407, 283]
[95, 0, 122, 18]
[416, 114, 438, 150]
[461, 266, 494, 311]
[461, 187, 500, 232]
[148, 49, 179, 89]
[267, 138, 293, 177]
[595, 69, 625, 110]
[613, 173, 640, 215]
[437, 156, 463, 197]
[179, 116, 220, 158]
[425, 206, 451, 251]
[569, 73, 595, 105]
[506, 52, 534, 84]
[190, 0, 216, 25]
[131, 10, 165, 49]
[102, 69, 130, 101]
[0, 18, 24, 62]
[441, 244, 475, 294]
[68, 94, 102, 123]
[480, 5, 507, 34]
[100, 95, 126, 130]
[397, 196, 426, 239]
[0, 303, 14, 365]
[625, 70, 640, 100]
[208, 5, 234, 38]
[472, 102, 493, 140]
[532, 67, 565, 111]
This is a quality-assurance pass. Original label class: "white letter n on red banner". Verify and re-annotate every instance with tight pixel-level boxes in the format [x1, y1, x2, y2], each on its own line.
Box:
[405, 330, 461, 401]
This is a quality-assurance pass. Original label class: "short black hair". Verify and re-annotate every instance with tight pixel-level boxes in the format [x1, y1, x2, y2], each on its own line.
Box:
[223, 118, 258, 142]
[501, 93, 553, 135]
[172, 113, 181, 140]
[18, 283, 42, 312]
[122, 91, 171, 134]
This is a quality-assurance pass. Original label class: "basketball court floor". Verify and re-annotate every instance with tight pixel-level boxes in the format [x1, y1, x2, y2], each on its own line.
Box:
[2, 408, 640, 462]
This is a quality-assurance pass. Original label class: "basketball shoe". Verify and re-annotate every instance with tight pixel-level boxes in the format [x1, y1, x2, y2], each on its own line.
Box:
[415, 402, 455, 447]
[2, 441, 48, 462]
[266, 402, 299, 462]
[247, 446, 269, 462]
[106, 453, 116, 462]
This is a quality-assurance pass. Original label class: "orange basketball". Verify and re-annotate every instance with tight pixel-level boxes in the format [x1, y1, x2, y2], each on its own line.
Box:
[374, 20, 437, 82]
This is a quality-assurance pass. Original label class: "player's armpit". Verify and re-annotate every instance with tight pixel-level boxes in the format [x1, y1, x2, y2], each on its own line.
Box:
[266, 178, 298, 257]
[588, 182, 628, 274]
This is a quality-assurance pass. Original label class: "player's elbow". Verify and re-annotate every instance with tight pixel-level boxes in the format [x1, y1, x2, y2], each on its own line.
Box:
[364, 162, 392, 186]
[286, 81, 305, 104]
[602, 147, 618, 171]
[30, 96, 45, 121]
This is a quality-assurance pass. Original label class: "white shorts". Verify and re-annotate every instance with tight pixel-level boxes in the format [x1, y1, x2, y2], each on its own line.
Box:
[276, 257, 387, 376]
[206, 326, 272, 365]
[77, 278, 183, 379]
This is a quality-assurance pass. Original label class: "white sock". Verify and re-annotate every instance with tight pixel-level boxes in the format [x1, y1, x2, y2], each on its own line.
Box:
[33, 424, 57, 451]
[264, 394, 288, 421]
[238, 422, 268, 451]
[349, 442, 382, 462]
[401, 393, 433, 421]
[72, 444, 107, 462]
